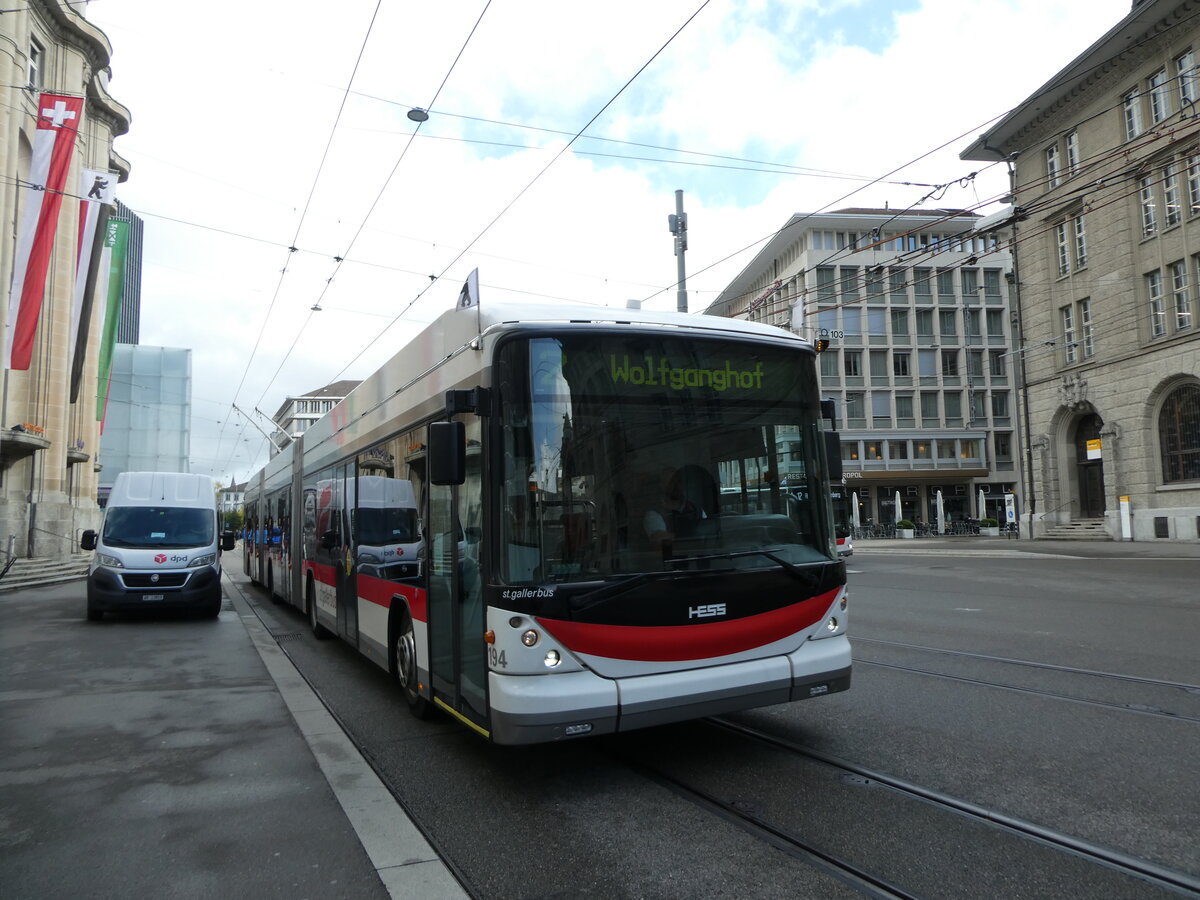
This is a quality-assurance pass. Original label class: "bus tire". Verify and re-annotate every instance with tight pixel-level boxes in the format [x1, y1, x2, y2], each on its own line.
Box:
[392, 607, 430, 719]
[307, 578, 331, 640]
[266, 562, 275, 599]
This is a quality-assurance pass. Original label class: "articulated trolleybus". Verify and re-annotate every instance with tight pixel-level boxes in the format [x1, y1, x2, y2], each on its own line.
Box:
[244, 291, 850, 744]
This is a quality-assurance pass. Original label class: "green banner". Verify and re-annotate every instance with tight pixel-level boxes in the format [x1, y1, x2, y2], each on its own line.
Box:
[96, 218, 129, 422]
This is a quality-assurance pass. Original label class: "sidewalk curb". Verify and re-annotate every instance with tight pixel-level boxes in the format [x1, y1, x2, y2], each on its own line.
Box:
[226, 577, 469, 900]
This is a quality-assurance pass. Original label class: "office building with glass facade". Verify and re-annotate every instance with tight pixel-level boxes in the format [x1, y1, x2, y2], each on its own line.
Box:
[708, 209, 1020, 529]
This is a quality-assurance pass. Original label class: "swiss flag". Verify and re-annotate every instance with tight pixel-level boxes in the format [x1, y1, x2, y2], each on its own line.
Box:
[4, 94, 84, 370]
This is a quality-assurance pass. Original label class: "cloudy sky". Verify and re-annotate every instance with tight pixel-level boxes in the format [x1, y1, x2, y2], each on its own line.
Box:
[84, 0, 1133, 483]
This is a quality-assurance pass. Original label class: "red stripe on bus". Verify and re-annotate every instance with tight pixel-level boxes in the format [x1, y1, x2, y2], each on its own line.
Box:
[356, 575, 427, 621]
[535, 589, 838, 662]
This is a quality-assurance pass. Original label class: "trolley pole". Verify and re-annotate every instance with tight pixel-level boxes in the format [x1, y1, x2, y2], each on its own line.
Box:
[667, 189, 688, 313]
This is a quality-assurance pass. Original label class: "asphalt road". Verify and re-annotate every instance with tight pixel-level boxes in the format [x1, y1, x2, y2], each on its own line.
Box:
[234, 548, 1200, 899]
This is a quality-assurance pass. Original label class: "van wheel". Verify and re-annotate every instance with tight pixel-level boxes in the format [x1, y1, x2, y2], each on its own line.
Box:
[308, 579, 330, 640]
[393, 609, 429, 719]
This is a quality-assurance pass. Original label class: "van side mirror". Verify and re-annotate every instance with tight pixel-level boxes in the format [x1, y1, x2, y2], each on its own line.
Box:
[429, 421, 466, 485]
[81, 529, 97, 552]
[220, 531, 236, 552]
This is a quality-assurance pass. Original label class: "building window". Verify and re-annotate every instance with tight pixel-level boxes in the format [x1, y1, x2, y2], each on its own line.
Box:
[960, 268, 979, 297]
[969, 391, 985, 423]
[1149, 68, 1171, 123]
[1188, 150, 1200, 217]
[916, 309, 934, 337]
[1079, 298, 1095, 358]
[964, 309, 981, 338]
[28, 37, 43, 89]
[939, 310, 957, 339]
[913, 268, 932, 297]
[1164, 163, 1182, 227]
[1046, 143, 1061, 188]
[1148, 270, 1166, 337]
[896, 395, 914, 421]
[1065, 130, 1080, 176]
[1124, 89, 1144, 141]
[843, 307, 861, 336]
[986, 308, 1005, 338]
[1140, 177, 1157, 236]
[1158, 382, 1200, 482]
[843, 351, 862, 377]
[889, 267, 907, 301]
[839, 266, 859, 298]
[936, 269, 955, 297]
[937, 440, 957, 459]
[1055, 221, 1071, 275]
[1178, 50, 1198, 105]
[845, 392, 865, 425]
[888, 440, 909, 460]
[816, 267, 836, 300]
[914, 440, 932, 459]
[992, 392, 1010, 420]
[870, 350, 889, 378]
[989, 350, 1007, 378]
[995, 432, 1013, 462]
[1169, 260, 1191, 332]
[893, 351, 911, 377]
[891, 308, 910, 337]
[967, 350, 984, 378]
[820, 350, 839, 378]
[921, 392, 940, 425]
[983, 269, 1002, 299]
[1062, 304, 1077, 364]
[1073, 216, 1088, 267]
[941, 350, 959, 377]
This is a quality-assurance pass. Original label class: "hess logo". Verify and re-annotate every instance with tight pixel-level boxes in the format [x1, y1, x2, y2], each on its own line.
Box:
[688, 603, 727, 619]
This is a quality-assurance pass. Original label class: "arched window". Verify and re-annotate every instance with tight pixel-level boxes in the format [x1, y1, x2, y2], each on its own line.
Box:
[1159, 382, 1200, 483]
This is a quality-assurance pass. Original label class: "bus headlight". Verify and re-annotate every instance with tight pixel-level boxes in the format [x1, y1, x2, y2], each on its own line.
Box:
[544, 650, 561, 668]
[521, 629, 539, 647]
[826, 617, 839, 632]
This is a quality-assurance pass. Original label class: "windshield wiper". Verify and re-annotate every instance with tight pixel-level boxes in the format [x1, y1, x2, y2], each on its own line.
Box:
[668, 549, 822, 588]
[569, 571, 685, 612]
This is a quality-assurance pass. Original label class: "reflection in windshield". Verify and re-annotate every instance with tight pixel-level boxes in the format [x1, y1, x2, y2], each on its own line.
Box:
[498, 334, 835, 584]
[102, 506, 215, 549]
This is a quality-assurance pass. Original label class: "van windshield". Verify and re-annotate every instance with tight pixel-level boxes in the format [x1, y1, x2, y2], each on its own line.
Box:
[102, 507, 215, 549]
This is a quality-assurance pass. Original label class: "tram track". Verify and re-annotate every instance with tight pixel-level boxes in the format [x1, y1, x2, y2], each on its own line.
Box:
[609, 717, 1200, 899]
[852, 637, 1200, 724]
[853, 638, 1200, 693]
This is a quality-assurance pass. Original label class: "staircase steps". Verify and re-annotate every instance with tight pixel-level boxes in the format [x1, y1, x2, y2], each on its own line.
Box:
[1040, 518, 1111, 541]
[0, 556, 90, 592]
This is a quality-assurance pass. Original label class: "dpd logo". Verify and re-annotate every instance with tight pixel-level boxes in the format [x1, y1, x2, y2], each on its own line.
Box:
[154, 554, 167, 564]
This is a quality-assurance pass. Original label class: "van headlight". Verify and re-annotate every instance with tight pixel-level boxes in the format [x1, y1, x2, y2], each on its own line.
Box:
[97, 553, 123, 569]
[190, 553, 216, 567]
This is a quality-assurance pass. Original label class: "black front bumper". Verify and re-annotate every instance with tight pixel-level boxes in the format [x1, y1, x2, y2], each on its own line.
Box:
[86, 566, 222, 611]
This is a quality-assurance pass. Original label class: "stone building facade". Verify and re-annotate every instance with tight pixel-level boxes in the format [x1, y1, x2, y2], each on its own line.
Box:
[707, 209, 1020, 529]
[0, 3, 130, 556]
[962, 0, 1200, 541]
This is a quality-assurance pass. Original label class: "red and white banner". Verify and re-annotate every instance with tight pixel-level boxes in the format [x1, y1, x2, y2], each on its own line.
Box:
[4, 93, 84, 371]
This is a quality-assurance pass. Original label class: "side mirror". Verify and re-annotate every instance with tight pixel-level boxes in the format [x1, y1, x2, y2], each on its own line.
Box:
[320, 529, 339, 550]
[823, 430, 843, 482]
[81, 529, 97, 552]
[429, 421, 466, 485]
[220, 531, 236, 552]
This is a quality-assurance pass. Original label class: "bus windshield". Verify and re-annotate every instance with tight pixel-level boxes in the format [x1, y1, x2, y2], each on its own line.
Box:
[102, 506, 215, 549]
[497, 332, 836, 584]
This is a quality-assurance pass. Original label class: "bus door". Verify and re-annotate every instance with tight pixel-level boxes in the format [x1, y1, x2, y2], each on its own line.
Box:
[427, 416, 486, 728]
[335, 464, 359, 646]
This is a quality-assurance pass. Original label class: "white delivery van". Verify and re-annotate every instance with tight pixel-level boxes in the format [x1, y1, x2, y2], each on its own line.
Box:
[81, 472, 236, 620]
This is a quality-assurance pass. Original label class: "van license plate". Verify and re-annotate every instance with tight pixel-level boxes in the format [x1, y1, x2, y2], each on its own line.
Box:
[143, 594, 164, 602]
